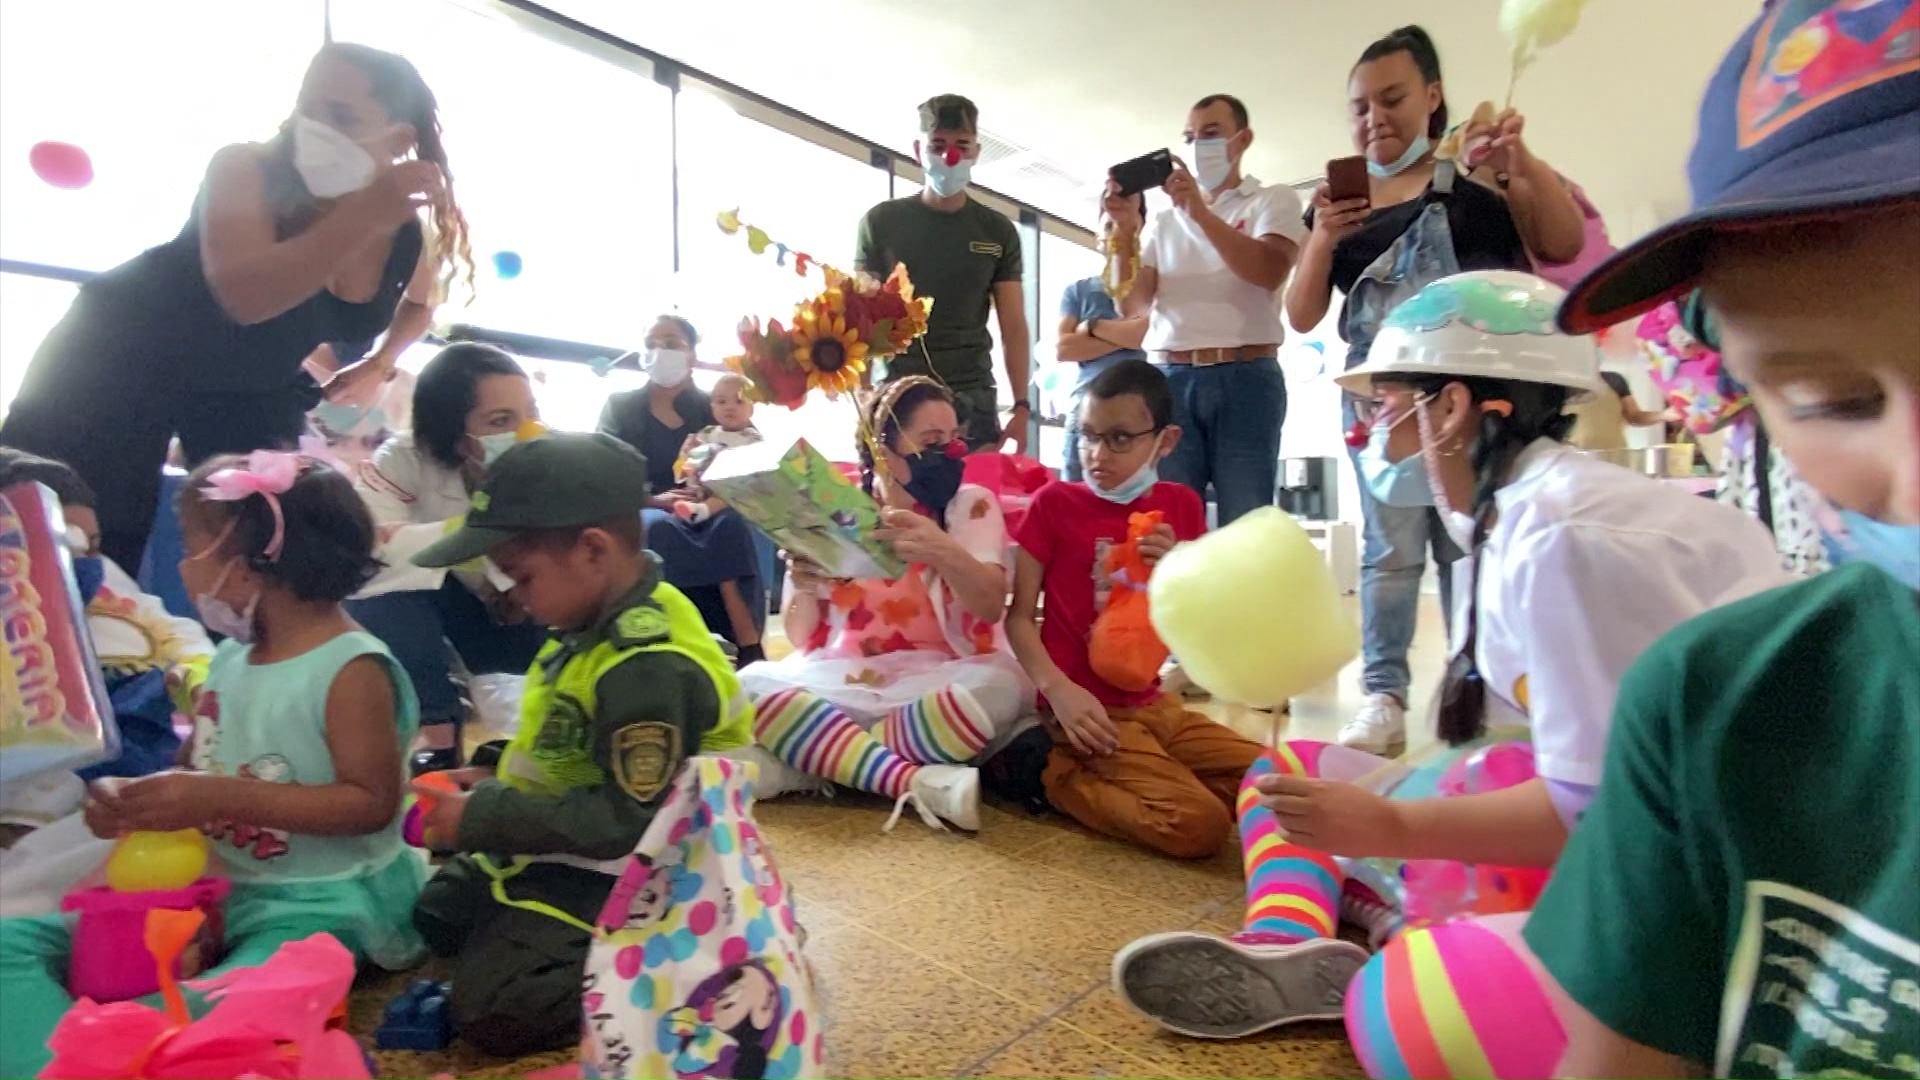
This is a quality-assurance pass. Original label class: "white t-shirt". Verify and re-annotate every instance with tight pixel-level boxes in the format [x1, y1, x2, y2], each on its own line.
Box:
[1460, 440, 1790, 787]
[354, 433, 474, 598]
[1140, 175, 1306, 352]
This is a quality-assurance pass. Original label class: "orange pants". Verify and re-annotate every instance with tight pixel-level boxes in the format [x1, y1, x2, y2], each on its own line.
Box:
[1041, 695, 1264, 859]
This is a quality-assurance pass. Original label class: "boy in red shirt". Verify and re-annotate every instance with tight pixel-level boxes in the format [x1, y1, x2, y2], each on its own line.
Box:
[1009, 360, 1264, 858]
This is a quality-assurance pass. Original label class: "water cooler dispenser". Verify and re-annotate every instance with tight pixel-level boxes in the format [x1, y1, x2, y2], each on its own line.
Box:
[1276, 457, 1338, 522]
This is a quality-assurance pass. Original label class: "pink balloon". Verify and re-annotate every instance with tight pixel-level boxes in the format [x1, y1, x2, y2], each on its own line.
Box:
[29, 141, 94, 189]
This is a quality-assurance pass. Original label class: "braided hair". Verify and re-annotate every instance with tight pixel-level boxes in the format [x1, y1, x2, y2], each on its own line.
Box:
[1386, 374, 1576, 744]
[856, 376, 952, 500]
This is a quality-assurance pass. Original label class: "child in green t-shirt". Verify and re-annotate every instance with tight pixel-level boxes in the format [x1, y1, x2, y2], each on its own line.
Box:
[1524, 5, 1920, 1076]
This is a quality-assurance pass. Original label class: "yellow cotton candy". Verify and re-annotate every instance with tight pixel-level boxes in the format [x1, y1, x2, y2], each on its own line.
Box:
[1500, 0, 1589, 68]
[105, 829, 208, 892]
[1148, 508, 1359, 708]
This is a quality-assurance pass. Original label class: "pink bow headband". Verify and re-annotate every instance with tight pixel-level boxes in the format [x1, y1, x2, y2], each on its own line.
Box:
[199, 449, 310, 561]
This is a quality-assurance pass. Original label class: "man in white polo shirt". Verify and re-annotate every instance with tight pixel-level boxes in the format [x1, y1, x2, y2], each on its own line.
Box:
[1112, 94, 1304, 526]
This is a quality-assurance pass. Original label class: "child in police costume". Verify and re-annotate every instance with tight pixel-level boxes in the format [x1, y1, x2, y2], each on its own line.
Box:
[406, 433, 753, 1058]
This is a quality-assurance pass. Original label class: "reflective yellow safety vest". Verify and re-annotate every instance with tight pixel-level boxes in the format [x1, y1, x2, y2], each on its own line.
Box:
[479, 577, 752, 932]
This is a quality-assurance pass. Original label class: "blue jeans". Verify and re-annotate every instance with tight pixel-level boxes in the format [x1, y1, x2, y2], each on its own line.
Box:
[1158, 358, 1286, 526]
[1343, 400, 1464, 697]
[346, 578, 547, 726]
[1062, 393, 1085, 482]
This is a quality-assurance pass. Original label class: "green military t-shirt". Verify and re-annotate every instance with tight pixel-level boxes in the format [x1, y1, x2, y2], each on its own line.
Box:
[854, 194, 1022, 391]
[1526, 561, 1920, 1078]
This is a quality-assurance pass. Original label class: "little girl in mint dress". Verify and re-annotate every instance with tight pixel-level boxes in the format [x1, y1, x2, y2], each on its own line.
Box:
[0, 451, 428, 1078]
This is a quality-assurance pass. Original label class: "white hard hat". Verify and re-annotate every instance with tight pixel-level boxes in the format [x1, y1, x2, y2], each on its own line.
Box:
[1336, 270, 1601, 401]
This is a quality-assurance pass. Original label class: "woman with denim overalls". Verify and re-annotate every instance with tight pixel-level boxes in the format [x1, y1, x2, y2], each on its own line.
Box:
[1283, 24, 1589, 756]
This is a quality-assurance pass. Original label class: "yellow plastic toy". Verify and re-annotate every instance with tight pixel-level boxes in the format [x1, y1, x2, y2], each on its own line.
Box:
[105, 829, 209, 893]
[1148, 508, 1359, 709]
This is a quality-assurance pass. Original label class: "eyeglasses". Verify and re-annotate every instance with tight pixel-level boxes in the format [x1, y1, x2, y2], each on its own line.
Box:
[1351, 391, 1431, 427]
[1077, 426, 1163, 454]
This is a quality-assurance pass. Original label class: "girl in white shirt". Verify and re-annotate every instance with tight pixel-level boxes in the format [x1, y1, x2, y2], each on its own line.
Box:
[1111, 270, 1788, 1053]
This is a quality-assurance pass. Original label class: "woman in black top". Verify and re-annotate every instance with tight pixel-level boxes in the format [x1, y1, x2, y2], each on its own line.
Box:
[1283, 25, 1587, 757]
[0, 43, 469, 572]
[598, 315, 766, 664]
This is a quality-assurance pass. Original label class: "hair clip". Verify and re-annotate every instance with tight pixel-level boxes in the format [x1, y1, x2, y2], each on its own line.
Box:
[200, 450, 302, 561]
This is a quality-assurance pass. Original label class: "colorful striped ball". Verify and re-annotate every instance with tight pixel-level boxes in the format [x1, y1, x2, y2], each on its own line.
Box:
[1345, 918, 1567, 1079]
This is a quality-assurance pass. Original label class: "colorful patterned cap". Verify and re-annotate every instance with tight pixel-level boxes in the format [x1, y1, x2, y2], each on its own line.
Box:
[1559, 0, 1920, 333]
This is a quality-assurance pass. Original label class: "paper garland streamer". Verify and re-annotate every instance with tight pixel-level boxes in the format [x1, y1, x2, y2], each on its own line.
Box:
[716, 208, 821, 279]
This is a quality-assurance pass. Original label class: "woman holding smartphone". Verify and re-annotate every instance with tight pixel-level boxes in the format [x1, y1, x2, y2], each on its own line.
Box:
[1283, 24, 1586, 757]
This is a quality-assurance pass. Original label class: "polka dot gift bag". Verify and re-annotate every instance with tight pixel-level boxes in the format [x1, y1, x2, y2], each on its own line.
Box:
[583, 756, 822, 1080]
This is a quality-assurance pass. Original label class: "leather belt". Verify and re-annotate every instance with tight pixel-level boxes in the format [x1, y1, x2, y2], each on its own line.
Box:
[1156, 345, 1279, 367]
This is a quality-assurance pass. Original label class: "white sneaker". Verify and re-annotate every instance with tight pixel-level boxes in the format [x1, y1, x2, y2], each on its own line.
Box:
[1338, 693, 1406, 755]
[1112, 931, 1369, 1039]
[886, 764, 981, 833]
[1160, 660, 1210, 701]
[1340, 888, 1403, 950]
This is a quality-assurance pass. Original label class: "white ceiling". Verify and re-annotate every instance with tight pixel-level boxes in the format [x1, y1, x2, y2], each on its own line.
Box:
[549, 0, 1755, 238]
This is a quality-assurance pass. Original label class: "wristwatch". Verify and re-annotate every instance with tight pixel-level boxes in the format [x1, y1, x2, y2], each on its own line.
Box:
[1010, 401, 1031, 413]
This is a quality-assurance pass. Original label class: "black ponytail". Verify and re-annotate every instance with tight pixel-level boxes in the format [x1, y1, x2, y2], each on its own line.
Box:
[1391, 375, 1575, 745]
[1356, 25, 1449, 139]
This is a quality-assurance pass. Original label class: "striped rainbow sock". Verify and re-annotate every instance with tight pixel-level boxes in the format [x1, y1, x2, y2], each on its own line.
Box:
[753, 688, 916, 799]
[1237, 742, 1344, 942]
[877, 686, 992, 765]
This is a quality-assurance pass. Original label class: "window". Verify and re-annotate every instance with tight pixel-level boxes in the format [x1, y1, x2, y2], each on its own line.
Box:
[331, 0, 674, 350]
[0, 276, 80, 414]
[673, 86, 892, 461]
[0, 1, 320, 275]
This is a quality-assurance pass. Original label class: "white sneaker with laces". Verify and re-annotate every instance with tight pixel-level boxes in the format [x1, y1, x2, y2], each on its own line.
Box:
[1160, 660, 1209, 701]
[1340, 888, 1403, 950]
[1112, 930, 1369, 1039]
[885, 764, 981, 833]
[1338, 692, 1406, 755]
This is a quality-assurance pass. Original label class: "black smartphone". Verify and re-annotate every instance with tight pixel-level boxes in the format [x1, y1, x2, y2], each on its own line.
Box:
[1110, 149, 1174, 197]
[1325, 155, 1371, 204]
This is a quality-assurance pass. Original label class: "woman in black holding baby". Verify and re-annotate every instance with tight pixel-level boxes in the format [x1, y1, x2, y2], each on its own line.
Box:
[1, 42, 469, 573]
[598, 314, 767, 663]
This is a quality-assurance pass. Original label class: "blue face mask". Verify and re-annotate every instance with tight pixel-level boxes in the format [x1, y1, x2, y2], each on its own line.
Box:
[71, 555, 105, 606]
[311, 399, 367, 434]
[1834, 510, 1920, 591]
[923, 150, 973, 198]
[1089, 433, 1165, 505]
[1356, 412, 1434, 507]
[1368, 133, 1432, 178]
[1090, 461, 1159, 505]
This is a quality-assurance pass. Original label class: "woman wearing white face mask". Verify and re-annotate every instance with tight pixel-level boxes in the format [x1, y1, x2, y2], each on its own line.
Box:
[348, 344, 546, 773]
[598, 315, 768, 665]
[1282, 24, 1589, 757]
[1110, 271, 1789, 1045]
[1, 43, 470, 576]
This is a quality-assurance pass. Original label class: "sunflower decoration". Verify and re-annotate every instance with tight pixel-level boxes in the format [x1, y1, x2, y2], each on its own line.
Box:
[719, 210, 936, 411]
[790, 296, 869, 395]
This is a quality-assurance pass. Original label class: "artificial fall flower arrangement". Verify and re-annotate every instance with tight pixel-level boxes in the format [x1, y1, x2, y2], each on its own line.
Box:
[717, 211, 934, 409]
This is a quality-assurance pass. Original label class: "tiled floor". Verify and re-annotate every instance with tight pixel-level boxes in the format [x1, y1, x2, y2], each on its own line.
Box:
[752, 596, 1446, 1080]
[358, 595, 1448, 1079]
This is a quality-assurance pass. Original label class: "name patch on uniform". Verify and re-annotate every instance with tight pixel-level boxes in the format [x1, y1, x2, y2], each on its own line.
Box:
[969, 241, 1003, 257]
[613, 722, 680, 802]
[615, 605, 671, 646]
